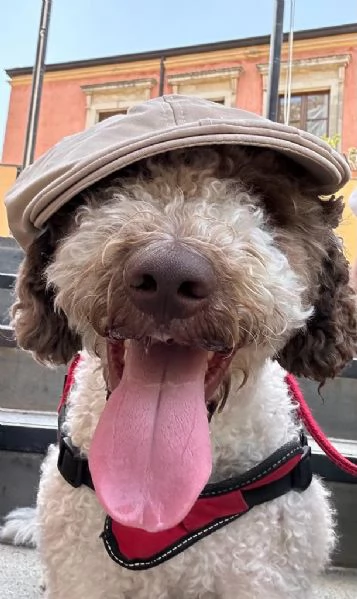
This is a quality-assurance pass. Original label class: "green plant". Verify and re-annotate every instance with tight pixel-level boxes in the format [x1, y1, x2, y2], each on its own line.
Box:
[321, 133, 341, 150]
[347, 147, 357, 170]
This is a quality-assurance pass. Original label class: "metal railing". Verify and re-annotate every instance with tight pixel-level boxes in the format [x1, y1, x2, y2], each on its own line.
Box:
[0, 272, 16, 348]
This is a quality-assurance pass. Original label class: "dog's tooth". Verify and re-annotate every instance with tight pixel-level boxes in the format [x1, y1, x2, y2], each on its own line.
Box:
[144, 336, 152, 354]
[151, 332, 172, 343]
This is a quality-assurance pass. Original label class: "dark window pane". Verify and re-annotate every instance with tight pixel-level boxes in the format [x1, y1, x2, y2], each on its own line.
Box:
[278, 92, 329, 135]
[307, 93, 328, 119]
[278, 95, 301, 125]
[98, 110, 126, 122]
[278, 98, 285, 122]
[288, 96, 302, 123]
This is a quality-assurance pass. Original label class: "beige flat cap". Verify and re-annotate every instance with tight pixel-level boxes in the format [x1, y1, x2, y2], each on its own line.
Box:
[6, 94, 350, 249]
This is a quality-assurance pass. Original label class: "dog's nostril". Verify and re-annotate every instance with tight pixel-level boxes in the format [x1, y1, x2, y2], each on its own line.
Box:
[178, 281, 208, 300]
[131, 274, 157, 293]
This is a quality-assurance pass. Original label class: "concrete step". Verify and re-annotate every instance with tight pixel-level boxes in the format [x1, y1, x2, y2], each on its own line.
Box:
[0, 236, 23, 275]
[0, 346, 65, 411]
[316, 569, 357, 598]
[0, 544, 356, 598]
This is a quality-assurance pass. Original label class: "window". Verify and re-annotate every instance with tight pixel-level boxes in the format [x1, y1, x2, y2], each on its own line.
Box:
[257, 55, 350, 145]
[167, 68, 242, 107]
[97, 109, 127, 122]
[278, 92, 329, 136]
[82, 79, 156, 128]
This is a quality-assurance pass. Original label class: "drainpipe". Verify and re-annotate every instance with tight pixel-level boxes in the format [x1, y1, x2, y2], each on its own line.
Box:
[266, 0, 285, 121]
[159, 56, 166, 96]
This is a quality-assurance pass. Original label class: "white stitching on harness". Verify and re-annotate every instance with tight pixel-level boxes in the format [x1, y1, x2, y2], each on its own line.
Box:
[201, 447, 300, 496]
[102, 444, 301, 568]
[102, 514, 239, 568]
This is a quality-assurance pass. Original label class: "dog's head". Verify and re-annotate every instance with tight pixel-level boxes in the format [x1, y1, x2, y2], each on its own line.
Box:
[13, 145, 356, 380]
[11, 144, 357, 530]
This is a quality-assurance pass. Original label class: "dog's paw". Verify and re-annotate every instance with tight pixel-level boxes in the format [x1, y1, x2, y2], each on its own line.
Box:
[0, 507, 38, 547]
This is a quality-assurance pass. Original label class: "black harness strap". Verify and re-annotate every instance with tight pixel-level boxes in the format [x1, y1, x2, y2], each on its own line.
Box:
[57, 431, 311, 503]
[58, 435, 94, 490]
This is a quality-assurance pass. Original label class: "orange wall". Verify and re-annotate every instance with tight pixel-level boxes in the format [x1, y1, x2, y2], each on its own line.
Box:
[3, 67, 159, 163]
[337, 178, 357, 264]
[0, 164, 18, 235]
[342, 46, 357, 151]
[2, 84, 30, 165]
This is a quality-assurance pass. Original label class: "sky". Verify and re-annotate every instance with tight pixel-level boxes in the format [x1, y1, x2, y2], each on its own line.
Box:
[1, 0, 356, 157]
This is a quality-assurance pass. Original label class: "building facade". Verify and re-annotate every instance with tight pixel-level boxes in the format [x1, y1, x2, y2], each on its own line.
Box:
[1, 24, 357, 258]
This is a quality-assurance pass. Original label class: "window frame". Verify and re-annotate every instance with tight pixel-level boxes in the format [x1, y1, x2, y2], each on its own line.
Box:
[278, 91, 330, 136]
[81, 78, 156, 128]
[167, 67, 242, 107]
[97, 109, 127, 122]
[257, 54, 351, 147]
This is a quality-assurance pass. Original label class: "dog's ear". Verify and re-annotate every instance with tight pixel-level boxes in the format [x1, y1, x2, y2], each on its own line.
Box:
[350, 258, 357, 294]
[12, 230, 81, 366]
[278, 197, 357, 383]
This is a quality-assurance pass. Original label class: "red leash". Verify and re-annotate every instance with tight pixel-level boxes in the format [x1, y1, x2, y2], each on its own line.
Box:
[57, 354, 82, 413]
[286, 374, 357, 477]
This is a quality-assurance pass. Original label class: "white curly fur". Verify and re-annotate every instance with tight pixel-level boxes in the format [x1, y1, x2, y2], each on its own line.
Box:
[32, 355, 334, 599]
[1, 147, 338, 598]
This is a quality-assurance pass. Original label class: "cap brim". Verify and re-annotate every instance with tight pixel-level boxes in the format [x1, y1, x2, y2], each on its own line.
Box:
[5, 95, 350, 250]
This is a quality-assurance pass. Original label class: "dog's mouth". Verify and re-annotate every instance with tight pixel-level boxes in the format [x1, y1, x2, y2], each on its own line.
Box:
[88, 335, 234, 533]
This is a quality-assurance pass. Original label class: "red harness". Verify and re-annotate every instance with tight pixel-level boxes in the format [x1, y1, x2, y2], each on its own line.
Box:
[56, 356, 351, 570]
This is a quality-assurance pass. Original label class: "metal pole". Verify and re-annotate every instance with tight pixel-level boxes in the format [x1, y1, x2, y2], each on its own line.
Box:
[158, 56, 165, 96]
[266, 0, 285, 121]
[22, 0, 52, 168]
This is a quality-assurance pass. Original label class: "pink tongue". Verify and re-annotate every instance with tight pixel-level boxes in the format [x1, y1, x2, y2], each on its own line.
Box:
[88, 341, 212, 532]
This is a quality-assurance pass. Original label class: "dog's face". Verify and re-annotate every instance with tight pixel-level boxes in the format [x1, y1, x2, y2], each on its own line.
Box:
[45, 148, 316, 385]
[13, 147, 357, 384]
[12, 145, 357, 530]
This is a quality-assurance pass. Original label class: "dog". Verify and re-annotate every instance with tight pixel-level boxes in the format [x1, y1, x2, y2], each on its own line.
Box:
[1, 96, 357, 598]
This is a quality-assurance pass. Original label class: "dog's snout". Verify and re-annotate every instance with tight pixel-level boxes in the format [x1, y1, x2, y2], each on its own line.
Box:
[125, 244, 216, 320]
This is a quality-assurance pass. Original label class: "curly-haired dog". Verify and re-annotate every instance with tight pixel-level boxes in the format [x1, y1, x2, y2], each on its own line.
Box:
[1, 96, 357, 599]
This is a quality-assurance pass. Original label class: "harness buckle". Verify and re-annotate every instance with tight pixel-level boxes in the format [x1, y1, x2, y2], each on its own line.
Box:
[292, 444, 312, 491]
[57, 436, 85, 488]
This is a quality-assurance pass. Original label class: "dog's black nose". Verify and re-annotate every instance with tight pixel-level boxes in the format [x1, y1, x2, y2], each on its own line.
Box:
[124, 244, 216, 320]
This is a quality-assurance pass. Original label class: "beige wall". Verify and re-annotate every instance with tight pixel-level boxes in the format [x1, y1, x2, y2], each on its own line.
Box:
[0, 164, 18, 236]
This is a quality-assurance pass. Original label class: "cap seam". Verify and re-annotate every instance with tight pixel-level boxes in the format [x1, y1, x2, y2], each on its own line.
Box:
[163, 95, 180, 126]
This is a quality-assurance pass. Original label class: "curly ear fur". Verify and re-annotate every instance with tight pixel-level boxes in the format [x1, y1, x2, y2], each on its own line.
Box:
[12, 203, 82, 366]
[278, 196, 357, 382]
[219, 147, 357, 383]
[350, 258, 357, 293]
